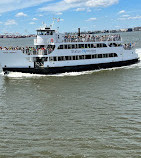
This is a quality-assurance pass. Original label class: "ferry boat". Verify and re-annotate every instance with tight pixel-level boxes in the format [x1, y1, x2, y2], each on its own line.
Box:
[0, 25, 139, 74]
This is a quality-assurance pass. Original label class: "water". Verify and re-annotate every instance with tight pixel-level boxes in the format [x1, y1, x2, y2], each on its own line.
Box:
[0, 32, 141, 157]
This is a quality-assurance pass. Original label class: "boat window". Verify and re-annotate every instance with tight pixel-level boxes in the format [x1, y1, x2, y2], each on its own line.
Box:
[79, 55, 85, 60]
[44, 57, 48, 61]
[68, 45, 71, 49]
[58, 56, 64, 61]
[103, 54, 107, 58]
[72, 45, 75, 49]
[114, 53, 118, 57]
[106, 54, 108, 57]
[109, 43, 117, 47]
[85, 55, 91, 59]
[94, 44, 97, 48]
[103, 43, 107, 47]
[98, 54, 102, 58]
[68, 56, 72, 60]
[65, 45, 68, 49]
[73, 56, 76, 60]
[76, 56, 79, 60]
[109, 53, 113, 57]
[79, 44, 84, 49]
[88, 44, 91, 48]
[92, 54, 97, 58]
[53, 57, 57, 61]
[58, 45, 63, 49]
[49, 57, 53, 61]
[64, 56, 69, 60]
[91, 44, 94, 48]
[97, 44, 100, 48]
[47, 45, 55, 50]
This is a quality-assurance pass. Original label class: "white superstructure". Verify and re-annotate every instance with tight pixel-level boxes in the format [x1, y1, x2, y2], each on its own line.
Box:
[0, 25, 139, 74]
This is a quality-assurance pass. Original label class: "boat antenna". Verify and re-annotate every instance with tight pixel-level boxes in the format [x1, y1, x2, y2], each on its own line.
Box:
[51, 17, 56, 29]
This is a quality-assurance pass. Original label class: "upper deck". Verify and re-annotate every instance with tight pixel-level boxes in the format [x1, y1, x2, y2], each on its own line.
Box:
[34, 25, 122, 45]
[61, 34, 121, 43]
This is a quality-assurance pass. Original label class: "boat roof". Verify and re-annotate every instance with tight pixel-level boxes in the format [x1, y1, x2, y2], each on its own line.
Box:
[36, 27, 55, 32]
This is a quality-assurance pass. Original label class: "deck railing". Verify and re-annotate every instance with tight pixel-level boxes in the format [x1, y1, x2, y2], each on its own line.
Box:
[61, 35, 121, 43]
[24, 49, 53, 55]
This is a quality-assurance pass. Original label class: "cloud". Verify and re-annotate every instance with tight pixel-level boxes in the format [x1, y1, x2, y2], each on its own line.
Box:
[29, 22, 35, 25]
[0, 0, 53, 14]
[86, 17, 97, 21]
[56, 12, 63, 15]
[121, 14, 129, 17]
[39, 14, 43, 17]
[75, 8, 85, 11]
[39, 0, 119, 12]
[118, 10, 125, 14]
[15, 12, 27, 17]
[127, 16, 141, 20]
[87, 8, 91, 12]
[118, 15, 141, 20]
[32, 18, 38, 21]
[5, 19, 17, 25]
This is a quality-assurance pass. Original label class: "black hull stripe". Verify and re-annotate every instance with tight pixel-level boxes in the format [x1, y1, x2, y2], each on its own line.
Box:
[3, 58, 139, 74]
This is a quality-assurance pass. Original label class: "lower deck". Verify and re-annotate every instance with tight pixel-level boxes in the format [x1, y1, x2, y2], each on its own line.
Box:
[3, 58, 139, 75]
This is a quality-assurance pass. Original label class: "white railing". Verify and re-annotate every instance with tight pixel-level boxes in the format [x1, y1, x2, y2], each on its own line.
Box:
[61, 34, 121, 43]
[24, 49, 53, 55]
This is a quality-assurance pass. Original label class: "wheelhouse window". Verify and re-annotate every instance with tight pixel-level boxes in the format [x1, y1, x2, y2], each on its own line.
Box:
[37, 30, 54, 35]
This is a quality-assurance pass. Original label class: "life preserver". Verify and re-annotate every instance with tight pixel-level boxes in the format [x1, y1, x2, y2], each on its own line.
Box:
[51, 38, 54, 43]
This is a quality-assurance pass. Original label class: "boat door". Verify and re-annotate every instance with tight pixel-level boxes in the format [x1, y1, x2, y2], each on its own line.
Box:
[34, 57, 44, 68]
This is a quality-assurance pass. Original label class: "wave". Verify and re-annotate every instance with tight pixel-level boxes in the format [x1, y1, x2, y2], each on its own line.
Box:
[136, 48, 141, 58]
[0, 72, 4, 76]
[0, 72, 45, 78]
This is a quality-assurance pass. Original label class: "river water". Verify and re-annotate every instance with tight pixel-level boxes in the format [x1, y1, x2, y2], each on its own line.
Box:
[0, 32, 141, 158]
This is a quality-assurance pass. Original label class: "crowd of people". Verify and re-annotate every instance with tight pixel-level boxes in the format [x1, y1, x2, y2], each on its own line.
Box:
[123, 43, 135, 50]
[64, 34, 121, 42]
[0, 46, 53, 52]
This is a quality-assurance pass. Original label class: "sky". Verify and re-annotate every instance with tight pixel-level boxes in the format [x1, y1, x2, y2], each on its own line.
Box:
[0, 0, 140, 34]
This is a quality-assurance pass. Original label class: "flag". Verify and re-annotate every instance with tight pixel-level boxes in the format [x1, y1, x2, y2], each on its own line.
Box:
[57, 18, 60, 22]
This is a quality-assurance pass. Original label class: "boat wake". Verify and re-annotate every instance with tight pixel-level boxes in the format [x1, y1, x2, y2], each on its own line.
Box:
[0, 71, 45, 78]
[0, 48, 141, 78]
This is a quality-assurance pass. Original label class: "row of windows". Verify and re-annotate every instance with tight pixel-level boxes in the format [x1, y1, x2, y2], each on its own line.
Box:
[58, 43, 122, 50]
[42, 53, 117, 62]
[58, 43, 107, 49]
[37, 31, 54, 35]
